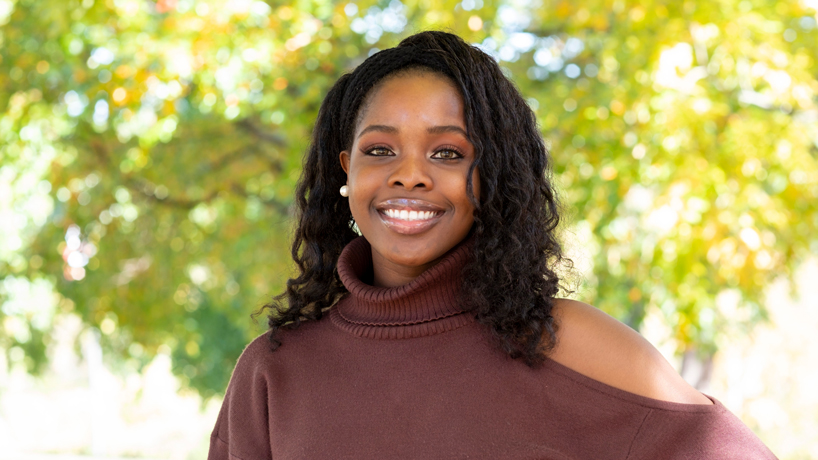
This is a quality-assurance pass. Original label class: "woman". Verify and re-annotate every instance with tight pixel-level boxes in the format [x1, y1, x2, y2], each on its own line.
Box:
[208, 31, 775, 459]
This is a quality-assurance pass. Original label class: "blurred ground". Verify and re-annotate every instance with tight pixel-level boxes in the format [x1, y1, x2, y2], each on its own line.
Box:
[710, 259, 818, 459]
[642, 259, 818, 460]
[0, 314, 219, 460]
[1, 261, 816, 459]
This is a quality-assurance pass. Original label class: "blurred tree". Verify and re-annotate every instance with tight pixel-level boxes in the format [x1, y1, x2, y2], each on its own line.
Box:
[1, 0, 816, 397]
[0, 0, 498, 398]
[506, 0, 818, 380]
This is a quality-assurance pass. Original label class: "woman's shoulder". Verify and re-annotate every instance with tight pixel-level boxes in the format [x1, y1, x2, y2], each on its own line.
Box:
[548, 298, 712, 405]
[231, 331, 278, 374]
[233, 316, 340, 371]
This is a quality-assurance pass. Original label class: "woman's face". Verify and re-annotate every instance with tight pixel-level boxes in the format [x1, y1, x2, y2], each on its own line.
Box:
[340, 72, 480, 287]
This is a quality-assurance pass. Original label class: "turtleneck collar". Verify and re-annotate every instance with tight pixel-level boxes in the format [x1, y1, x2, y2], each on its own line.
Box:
[329, 236, 474, 339]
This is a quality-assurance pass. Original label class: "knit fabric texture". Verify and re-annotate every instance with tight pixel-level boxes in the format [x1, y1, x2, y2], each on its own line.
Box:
[208, 236, 777, 460]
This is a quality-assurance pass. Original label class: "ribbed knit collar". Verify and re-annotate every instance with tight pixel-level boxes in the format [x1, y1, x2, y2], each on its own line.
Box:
[329, 236, 474, 339]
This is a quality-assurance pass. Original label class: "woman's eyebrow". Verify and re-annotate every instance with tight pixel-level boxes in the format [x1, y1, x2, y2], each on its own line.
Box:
[357, 124, 467, 139]
[357, 124, 398, 138]
[427, 125, 467, 137]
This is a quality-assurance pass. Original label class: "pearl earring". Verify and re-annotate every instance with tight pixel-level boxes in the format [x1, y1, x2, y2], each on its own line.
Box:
[340, 185, 349, 197]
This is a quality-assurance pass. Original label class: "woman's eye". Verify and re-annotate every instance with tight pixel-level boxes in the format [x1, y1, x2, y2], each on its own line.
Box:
[364, 147, 393, 156]
[432, 149, 462, 160]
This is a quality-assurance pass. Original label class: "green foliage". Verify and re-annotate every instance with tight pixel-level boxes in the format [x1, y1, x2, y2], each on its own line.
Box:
[508, 0, 818, 353]
[1, 0, 817, 396]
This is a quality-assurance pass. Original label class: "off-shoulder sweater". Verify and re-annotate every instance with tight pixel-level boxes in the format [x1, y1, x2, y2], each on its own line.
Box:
[208, 236, 776, 460]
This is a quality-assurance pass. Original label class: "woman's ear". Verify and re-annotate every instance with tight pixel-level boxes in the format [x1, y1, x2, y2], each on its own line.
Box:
[339, 151, 350, 175]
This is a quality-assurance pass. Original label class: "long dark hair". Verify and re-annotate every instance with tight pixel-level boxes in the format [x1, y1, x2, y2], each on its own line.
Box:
[259, 31, 570, 366]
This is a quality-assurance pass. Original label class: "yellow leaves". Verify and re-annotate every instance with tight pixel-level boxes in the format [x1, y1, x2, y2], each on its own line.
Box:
[596, 55, 620, 83]
[575, 8, 589, 24]
[654, 43, 710, 94]
[792, 83, 815, 109]
[690, 263, 707, 277]
[100, 316, 116, 335]
[610, 99, 625, 115]
[277, 6, 294, 21]
[155, 0, 176, 14]
[741, 157, 766, 179]
[178, 16, 205, 31]
[724, 21, 741, 39]
[73, 68, 88, 84]
[115, 64, 134, 79]
[600, 165, 618, 181]
[285, 32, 312, 51]
[708, 237, 740, 266]
[580, 105, 610, 121]
[127, 147, 148, 169]
[691, 97, 711, 114]
[629, 6, 645, 22]
[133, 50, 147, 67]
[543, 113, 558, 129]
[739, 227, 762, 251]
[793, 53, 812, 69]
[423, 10, 445, 25]
[555, 1, 571, 19]
[591, 13, 609, 31]
[690, 22, 720, 46]
[185, 340, 200, 356]
[112, 87, 127, 104]
[114, 0, 142, 17]
[272, 77, 288, 91]
[173, 283, 190, 305]
[317, 26, 332, 40]
[631, 143, 646, 159]
[317, 41, 333, 55]
[170, 237, 185, 252]
[603, 55, 620, 72]
[655, 5, 668, 18]
[9, 91, 28, 111]
[35, 60, 49, 74]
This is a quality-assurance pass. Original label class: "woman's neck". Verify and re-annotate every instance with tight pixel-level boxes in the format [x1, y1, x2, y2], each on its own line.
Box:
[331, 235, 474, 339]
[370, 249, 443, 287]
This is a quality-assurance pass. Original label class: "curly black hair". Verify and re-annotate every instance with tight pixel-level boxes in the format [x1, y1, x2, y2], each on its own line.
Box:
[259, 30, 570, 366]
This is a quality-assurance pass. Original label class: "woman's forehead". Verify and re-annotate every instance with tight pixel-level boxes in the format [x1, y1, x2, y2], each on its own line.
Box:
[355, 73, 465, 135]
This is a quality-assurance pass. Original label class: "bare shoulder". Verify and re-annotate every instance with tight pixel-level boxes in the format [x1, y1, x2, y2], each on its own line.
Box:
[549, 298, 712, 405]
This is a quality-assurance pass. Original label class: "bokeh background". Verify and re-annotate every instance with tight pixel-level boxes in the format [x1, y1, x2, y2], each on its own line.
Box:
[2, 0, 818, 458]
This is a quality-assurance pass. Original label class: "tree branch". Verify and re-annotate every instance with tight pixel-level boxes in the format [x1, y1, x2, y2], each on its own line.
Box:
[236, 119, 287, 147]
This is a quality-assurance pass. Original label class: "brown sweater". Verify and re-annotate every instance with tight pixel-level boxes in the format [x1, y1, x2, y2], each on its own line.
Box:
[209, 236, 776, 460]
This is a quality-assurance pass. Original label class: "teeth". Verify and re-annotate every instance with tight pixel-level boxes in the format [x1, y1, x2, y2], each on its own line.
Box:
[383, 209, 439, 221]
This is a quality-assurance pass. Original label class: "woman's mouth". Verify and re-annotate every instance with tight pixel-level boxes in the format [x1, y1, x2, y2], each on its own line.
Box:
[382, 209, 440, 221]
[376, 199, 445, 235]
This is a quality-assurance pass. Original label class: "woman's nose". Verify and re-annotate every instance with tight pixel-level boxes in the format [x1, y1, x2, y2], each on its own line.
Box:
[388, 151, 432, 191]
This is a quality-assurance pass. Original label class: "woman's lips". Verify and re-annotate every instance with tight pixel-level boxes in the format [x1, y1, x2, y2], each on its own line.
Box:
[375, 198, 445, 235]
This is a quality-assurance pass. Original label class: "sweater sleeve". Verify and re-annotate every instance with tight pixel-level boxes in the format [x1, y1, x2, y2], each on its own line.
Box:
[625, 397, 777, 460]
[208, 338, 273, 460]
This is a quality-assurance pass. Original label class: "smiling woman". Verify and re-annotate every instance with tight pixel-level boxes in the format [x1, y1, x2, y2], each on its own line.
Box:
[208, 31, 776, 459]
[339, 71, 479, 287]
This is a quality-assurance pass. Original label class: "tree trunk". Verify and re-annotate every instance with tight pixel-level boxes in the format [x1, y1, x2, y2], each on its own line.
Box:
[680, 348, 714, 393]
